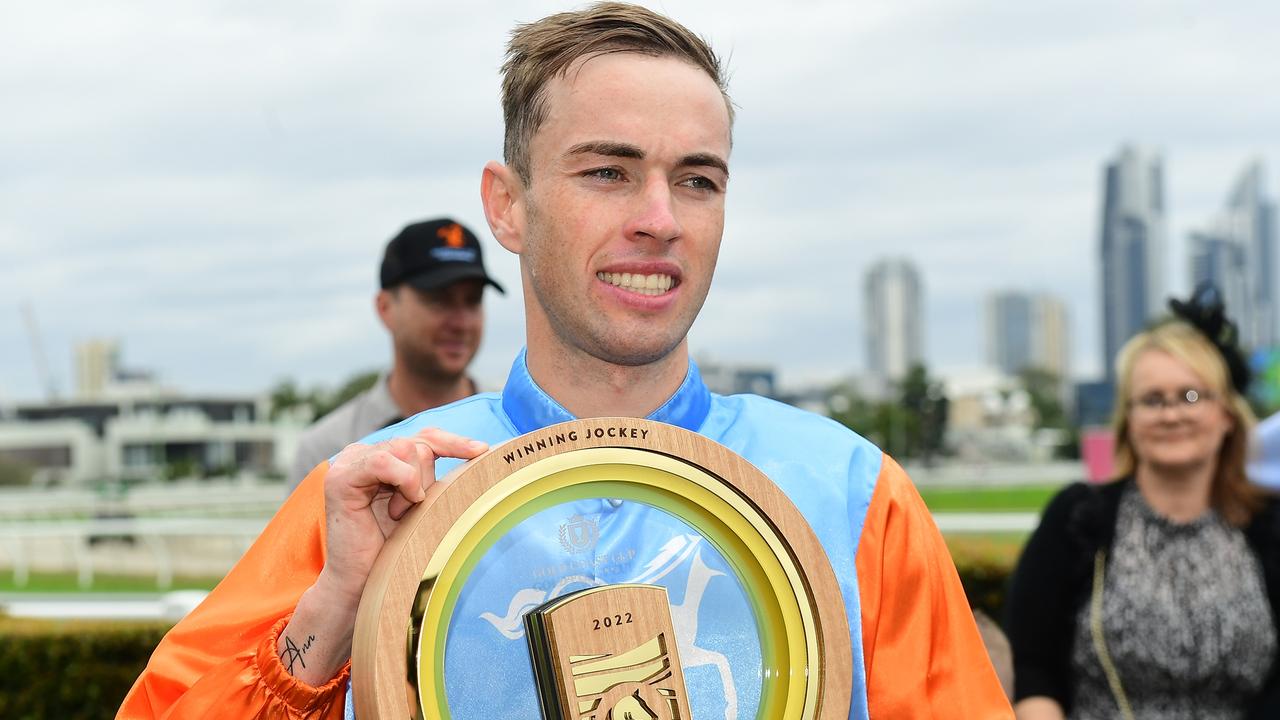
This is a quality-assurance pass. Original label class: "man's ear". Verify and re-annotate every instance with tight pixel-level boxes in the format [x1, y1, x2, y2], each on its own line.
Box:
[481, 161, 525, 254]
[374, 289, 395, 330]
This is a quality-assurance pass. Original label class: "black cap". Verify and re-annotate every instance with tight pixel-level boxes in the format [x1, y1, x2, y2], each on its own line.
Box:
[379, 218, 505, 294]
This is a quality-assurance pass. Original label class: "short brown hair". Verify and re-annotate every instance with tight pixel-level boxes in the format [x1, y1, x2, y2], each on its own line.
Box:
[1110, 319, 1264, 526]
[501, 2, 732, 184]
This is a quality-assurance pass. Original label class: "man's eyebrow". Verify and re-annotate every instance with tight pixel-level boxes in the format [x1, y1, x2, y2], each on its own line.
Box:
[679, 152, 729, 177]
[565, 143, 728, 177]
[566, 141, 644, 160]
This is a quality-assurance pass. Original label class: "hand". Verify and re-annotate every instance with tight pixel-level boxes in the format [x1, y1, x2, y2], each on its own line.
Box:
[279, 426, 488, 687]
[321, 426, 488, 600]
[1014, 697, 1065, 720]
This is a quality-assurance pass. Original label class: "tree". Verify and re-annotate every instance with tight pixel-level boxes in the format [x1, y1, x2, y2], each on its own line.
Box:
[827, 383, 879, 444]
[268, 379, 310, 420]
[826, 365, 949, 462]
[313, 371, 380, 420]
[1017, 367, 1067, 430]
[899, 364, 949, 463]
[268, 370, 380, 422]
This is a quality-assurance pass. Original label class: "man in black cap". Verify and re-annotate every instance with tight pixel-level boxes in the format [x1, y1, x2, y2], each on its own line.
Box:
[288, 218, 504, 490]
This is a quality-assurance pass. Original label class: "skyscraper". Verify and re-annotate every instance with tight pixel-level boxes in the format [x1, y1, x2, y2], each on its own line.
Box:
[1190, 160, 1277, 349]
[75, 339, 120, 399]
[1099, 145, 1166, 380]
[865, 258, 923, 382]
[987, 291, 1070, 381]
[1190, 232, 1249, 339]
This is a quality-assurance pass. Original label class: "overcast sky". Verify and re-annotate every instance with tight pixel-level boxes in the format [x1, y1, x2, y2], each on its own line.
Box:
[3, 0, 1278, 403]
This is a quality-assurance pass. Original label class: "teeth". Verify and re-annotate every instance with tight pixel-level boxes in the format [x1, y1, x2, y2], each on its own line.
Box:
[596, 271, 675, 296]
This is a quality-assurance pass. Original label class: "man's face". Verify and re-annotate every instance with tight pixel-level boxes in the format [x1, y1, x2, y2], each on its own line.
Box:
[516, 52, 731, 367]
[380, 278, 485, 382]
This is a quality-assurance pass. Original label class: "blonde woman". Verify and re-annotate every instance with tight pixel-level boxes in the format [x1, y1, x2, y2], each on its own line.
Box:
[1007, 284, 1280, 720]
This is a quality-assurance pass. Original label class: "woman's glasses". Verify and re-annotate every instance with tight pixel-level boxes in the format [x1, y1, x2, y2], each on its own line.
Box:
[1128, 387, 1217, 416]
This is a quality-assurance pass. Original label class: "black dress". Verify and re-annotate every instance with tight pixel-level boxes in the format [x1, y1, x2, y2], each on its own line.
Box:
[1005, 478, 1280, 719]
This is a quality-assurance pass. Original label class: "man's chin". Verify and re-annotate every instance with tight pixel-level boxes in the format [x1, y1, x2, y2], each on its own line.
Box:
[585, 337, 685, 368]
[406, 358, 471, 385]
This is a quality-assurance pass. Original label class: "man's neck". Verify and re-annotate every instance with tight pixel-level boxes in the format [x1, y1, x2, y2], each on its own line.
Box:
[385, 366, 475, 418]
[526, 342, 689, 420]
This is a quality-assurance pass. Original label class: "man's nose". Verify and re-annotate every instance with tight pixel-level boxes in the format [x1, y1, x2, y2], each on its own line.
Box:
[625, 178, 682, 243]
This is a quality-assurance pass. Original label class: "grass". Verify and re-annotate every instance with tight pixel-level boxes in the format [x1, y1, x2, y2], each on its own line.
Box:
[919, 485, 1048, 566]
[918, 484, 1060, 513]
[0, 484, 1053, 595]
[0, 570, 224, 594]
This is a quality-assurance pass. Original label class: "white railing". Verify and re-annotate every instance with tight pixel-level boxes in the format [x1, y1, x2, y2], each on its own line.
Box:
[903, 459, 1082, 487]
[932, 512, 1039, 533]
[0, 481, 287, 521]
[0, 517, 267, 590]
[0, 511, 1038, 592]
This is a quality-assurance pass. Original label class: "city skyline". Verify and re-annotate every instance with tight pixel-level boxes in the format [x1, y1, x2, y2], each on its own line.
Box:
[986, 291, 1070, 382]
[1190, 160, 1278, 349]
[3, 1, 1280, 401]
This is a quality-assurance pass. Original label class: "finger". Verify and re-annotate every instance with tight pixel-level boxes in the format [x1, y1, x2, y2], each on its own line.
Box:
[387, 442, 457, 522]
[339, 450, 425, 506]
[412, 426, 489, 460]
[387, 489, 413, 521]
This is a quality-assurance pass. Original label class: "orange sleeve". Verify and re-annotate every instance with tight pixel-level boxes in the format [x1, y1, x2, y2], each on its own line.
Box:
[855, 455, 1013, 719]
[116, 463, 349, 719]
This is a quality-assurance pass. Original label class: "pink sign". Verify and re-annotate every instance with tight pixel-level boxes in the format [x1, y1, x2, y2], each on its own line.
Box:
[1080, 427, 1115, 483]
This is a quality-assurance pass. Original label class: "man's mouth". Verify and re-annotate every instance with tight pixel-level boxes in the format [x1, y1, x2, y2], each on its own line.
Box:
[596, 271, 675, 296]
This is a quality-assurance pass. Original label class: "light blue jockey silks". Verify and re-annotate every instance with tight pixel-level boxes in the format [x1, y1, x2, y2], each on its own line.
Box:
[344, 349, 884, 720]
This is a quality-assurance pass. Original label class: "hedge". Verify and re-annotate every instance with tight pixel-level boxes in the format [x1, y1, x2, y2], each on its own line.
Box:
[0, 557, 1016, 716]
[0, 617, 172, 720]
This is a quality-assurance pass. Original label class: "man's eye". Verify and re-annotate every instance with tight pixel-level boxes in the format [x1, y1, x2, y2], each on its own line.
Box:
[585, 167, 623, 181]
[680, 176, 718, 191]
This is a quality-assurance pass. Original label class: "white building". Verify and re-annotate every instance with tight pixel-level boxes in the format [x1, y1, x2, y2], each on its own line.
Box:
[865, 258, 924, 385]
[0, 396, 301, 487]
[942, 367, 1065, 462]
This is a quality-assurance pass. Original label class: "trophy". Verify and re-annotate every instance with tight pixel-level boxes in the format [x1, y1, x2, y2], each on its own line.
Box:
[352, 417, 851, 719]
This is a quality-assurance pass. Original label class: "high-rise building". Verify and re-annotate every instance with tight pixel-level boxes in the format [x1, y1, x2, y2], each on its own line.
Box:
[1190, 232, 1249, 337]
[75, 339, 120, 399]
[1190, 160, 1277, 349]
[864, 258, 923, 382]
[1100, 145, 1166, 380]
[986, 291, 1070, 381]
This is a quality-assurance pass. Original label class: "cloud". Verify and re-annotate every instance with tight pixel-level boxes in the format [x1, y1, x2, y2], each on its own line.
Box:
[3, 0, 1279, 402]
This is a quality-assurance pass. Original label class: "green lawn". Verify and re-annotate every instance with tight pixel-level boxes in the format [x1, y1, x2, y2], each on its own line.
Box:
[0, 570, 224, 594]
[0, 484, 1055, 595]
[918, 484, 1060, 513]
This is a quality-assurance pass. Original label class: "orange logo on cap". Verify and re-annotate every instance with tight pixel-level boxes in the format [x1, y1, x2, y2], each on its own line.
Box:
[437, 223, 466, 248]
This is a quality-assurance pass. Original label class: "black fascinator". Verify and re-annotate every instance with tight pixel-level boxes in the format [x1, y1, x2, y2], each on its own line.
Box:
[1167, 282, 1251, 393]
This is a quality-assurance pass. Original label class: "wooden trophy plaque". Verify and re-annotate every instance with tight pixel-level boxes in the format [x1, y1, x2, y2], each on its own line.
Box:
[351, 417, 852, 719]
[525, 584, 692, 720]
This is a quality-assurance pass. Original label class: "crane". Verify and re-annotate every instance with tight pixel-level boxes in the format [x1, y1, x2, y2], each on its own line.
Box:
[20, 301, 59, 401]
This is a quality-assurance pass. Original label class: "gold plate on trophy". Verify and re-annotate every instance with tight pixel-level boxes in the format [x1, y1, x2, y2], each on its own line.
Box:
[525, 584, 693, 719]
[352, 417, 852, 719]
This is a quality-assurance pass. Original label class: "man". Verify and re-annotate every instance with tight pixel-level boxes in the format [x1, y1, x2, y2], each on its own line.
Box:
[288, 218, 503, 491]
[119, 4, 1011, 718]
